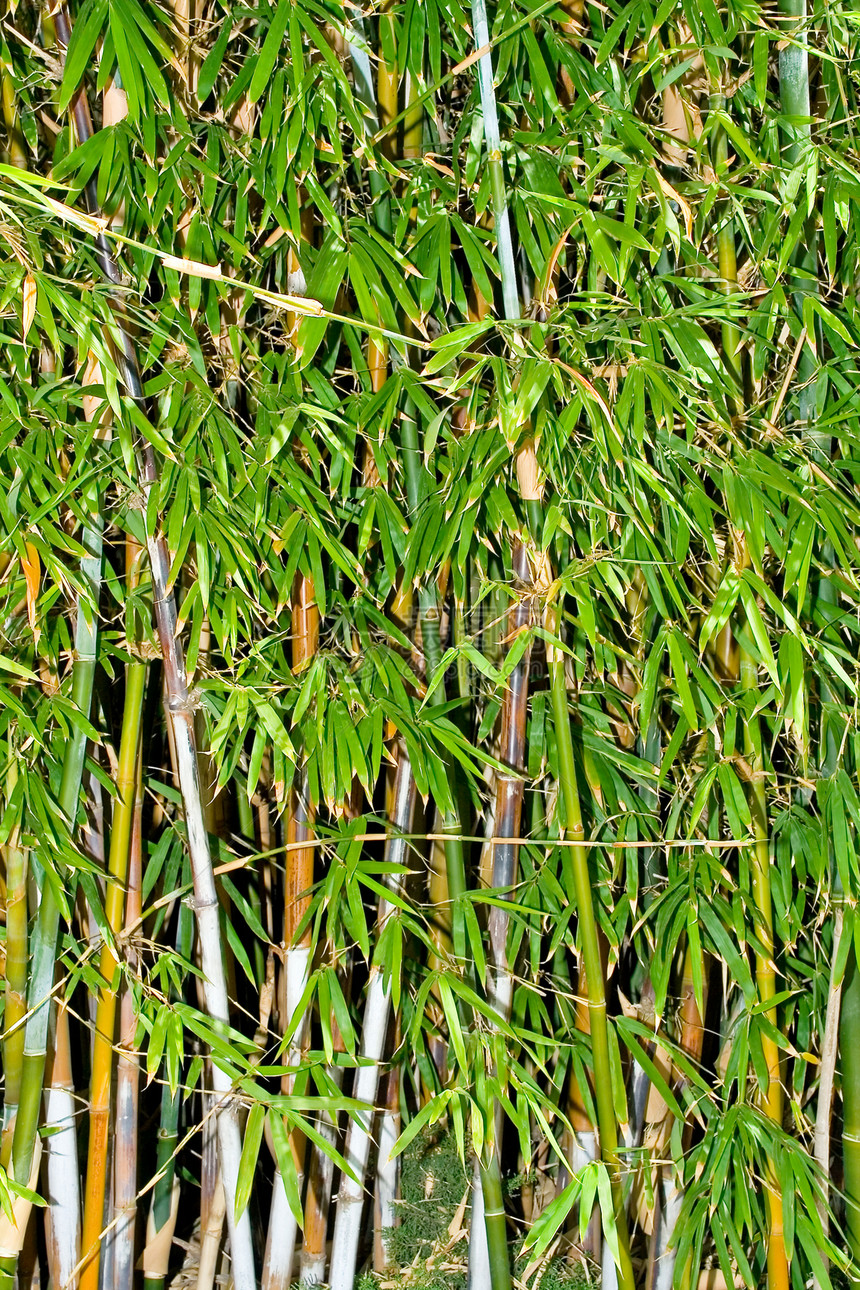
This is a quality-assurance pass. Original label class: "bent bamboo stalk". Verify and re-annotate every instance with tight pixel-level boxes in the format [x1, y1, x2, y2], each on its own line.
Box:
[48, 9, 256, 1285]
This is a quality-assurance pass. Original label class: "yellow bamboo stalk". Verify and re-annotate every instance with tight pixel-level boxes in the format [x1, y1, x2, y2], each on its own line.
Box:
[78, 653, 146, 1290]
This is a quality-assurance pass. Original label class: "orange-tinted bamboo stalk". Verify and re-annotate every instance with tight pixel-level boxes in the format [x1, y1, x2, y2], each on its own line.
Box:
[262, 573, 318, 1290]
[78, 652, 146, 1290]
[112, 538, 145, 1290]
[300, 967, 349, 1285]
[2, 750, 27, 1155]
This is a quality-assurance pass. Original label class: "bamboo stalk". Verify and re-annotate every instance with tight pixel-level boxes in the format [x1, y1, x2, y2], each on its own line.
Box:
[647, 947, 707, 1290]
[111, 537, 146, 1290]
[0, 59, 26, 169]
[778, 0, 819, 436]
[78, 653, 146, 1290]
[111, 738, 143, 1290]
[469, 0, 519, 322]
[549, 620, 635, 1290]
[47, 13, 256, 1285]
[300, 978, 348, 1285]
[43, 1004, 81, 1290]
[813, 904, 844, 1289]
[263, 574, 318, 1290]
[198, 1097, 226, 1290]
[710, 81, 789, 1287]
[841, 945, 860, 1280]
[329, 755, 416, 1290]
[465, 14, 542, 1286]
[2, 749, 27, 1148]
[373, 1020, 401, 1271]
[739, 636, 789, 1290]
[10, 490, 102, 1189]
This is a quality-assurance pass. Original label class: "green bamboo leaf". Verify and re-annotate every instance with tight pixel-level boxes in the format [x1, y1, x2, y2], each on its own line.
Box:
[250, 0, 292, 103]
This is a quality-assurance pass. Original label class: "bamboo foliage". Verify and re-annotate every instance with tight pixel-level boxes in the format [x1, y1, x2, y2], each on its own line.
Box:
[0, 3, 858, 1290]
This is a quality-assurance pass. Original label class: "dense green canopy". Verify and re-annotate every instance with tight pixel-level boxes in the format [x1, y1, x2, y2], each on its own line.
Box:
[0, 1, 859, 1288]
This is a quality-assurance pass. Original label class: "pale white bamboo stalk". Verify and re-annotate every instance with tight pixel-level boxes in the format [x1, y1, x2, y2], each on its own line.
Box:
[649, 1180, 683, 1290]
[374, 1110, 399, 1264]
[263, 941, 312, 1290]
[329, 758, 415, 1290]
[467, 1163, 490, 1290]
[42, 1011, 80, 1290]
[0, 1143, 41, 1264]
[813, 904, 845, 1290]
[299, 1066, 343, 1285]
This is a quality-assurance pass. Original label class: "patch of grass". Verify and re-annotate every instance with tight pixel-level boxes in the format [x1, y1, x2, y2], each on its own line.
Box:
[383, 1129, 469, 1284]
[366, 1132, 597, 1290]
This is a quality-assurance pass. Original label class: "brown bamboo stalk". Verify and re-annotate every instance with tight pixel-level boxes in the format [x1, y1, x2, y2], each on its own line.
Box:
[262, 568, 318, 1290]
[300, 966, 349, 1285]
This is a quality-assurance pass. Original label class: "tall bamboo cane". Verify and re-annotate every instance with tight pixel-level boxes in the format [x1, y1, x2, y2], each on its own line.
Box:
[549, 614, 636, 1290]
[813, 905, 844, 1289]
[43, 1004, 80, 1290]
[840, 946, 860, 1278]
[10, 490, 102, 1190]
[45, 10, 256, 1285]
[1, 750, 27, 1150]
[143, 897, 194, 1290]
[463, 5, 569, 1287]
[300, 978, 348, 1285]
[77, 652, 146, 1290]
[111, 724, 143, 1290]
[712, 100, 789, 1290]
[263, 574, 318, 1290]
[329, 755, 416, 1290]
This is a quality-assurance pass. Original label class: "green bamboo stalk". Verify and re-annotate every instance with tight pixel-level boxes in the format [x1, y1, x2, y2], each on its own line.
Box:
[465, 15, 538, 1287]
[143, 890, 194, 1290]
[840, 946, 860, 1281]
[740, 641, 789, 1290]
[778, 0, 818, 434]
[470, 0, 518, 322]
[79, 655, 147, 1290]
[400, 412, 468, 923]
[11, 489, 103, 1189]
[1, 24, 105, 1212]
[711, 79, 790, 1290]
[711, 100, 741, 395]
[549, 619, 635, 1290]
[2, 748, 27, 1149]
[0, 54, 27, 169]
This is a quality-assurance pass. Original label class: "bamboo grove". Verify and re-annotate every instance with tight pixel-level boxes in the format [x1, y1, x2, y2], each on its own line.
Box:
[0, 0, 858, 1286]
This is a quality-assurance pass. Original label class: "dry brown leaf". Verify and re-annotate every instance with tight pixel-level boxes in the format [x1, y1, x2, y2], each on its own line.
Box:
[22, 271, 36, 342]
[21, 541, 40, 637]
